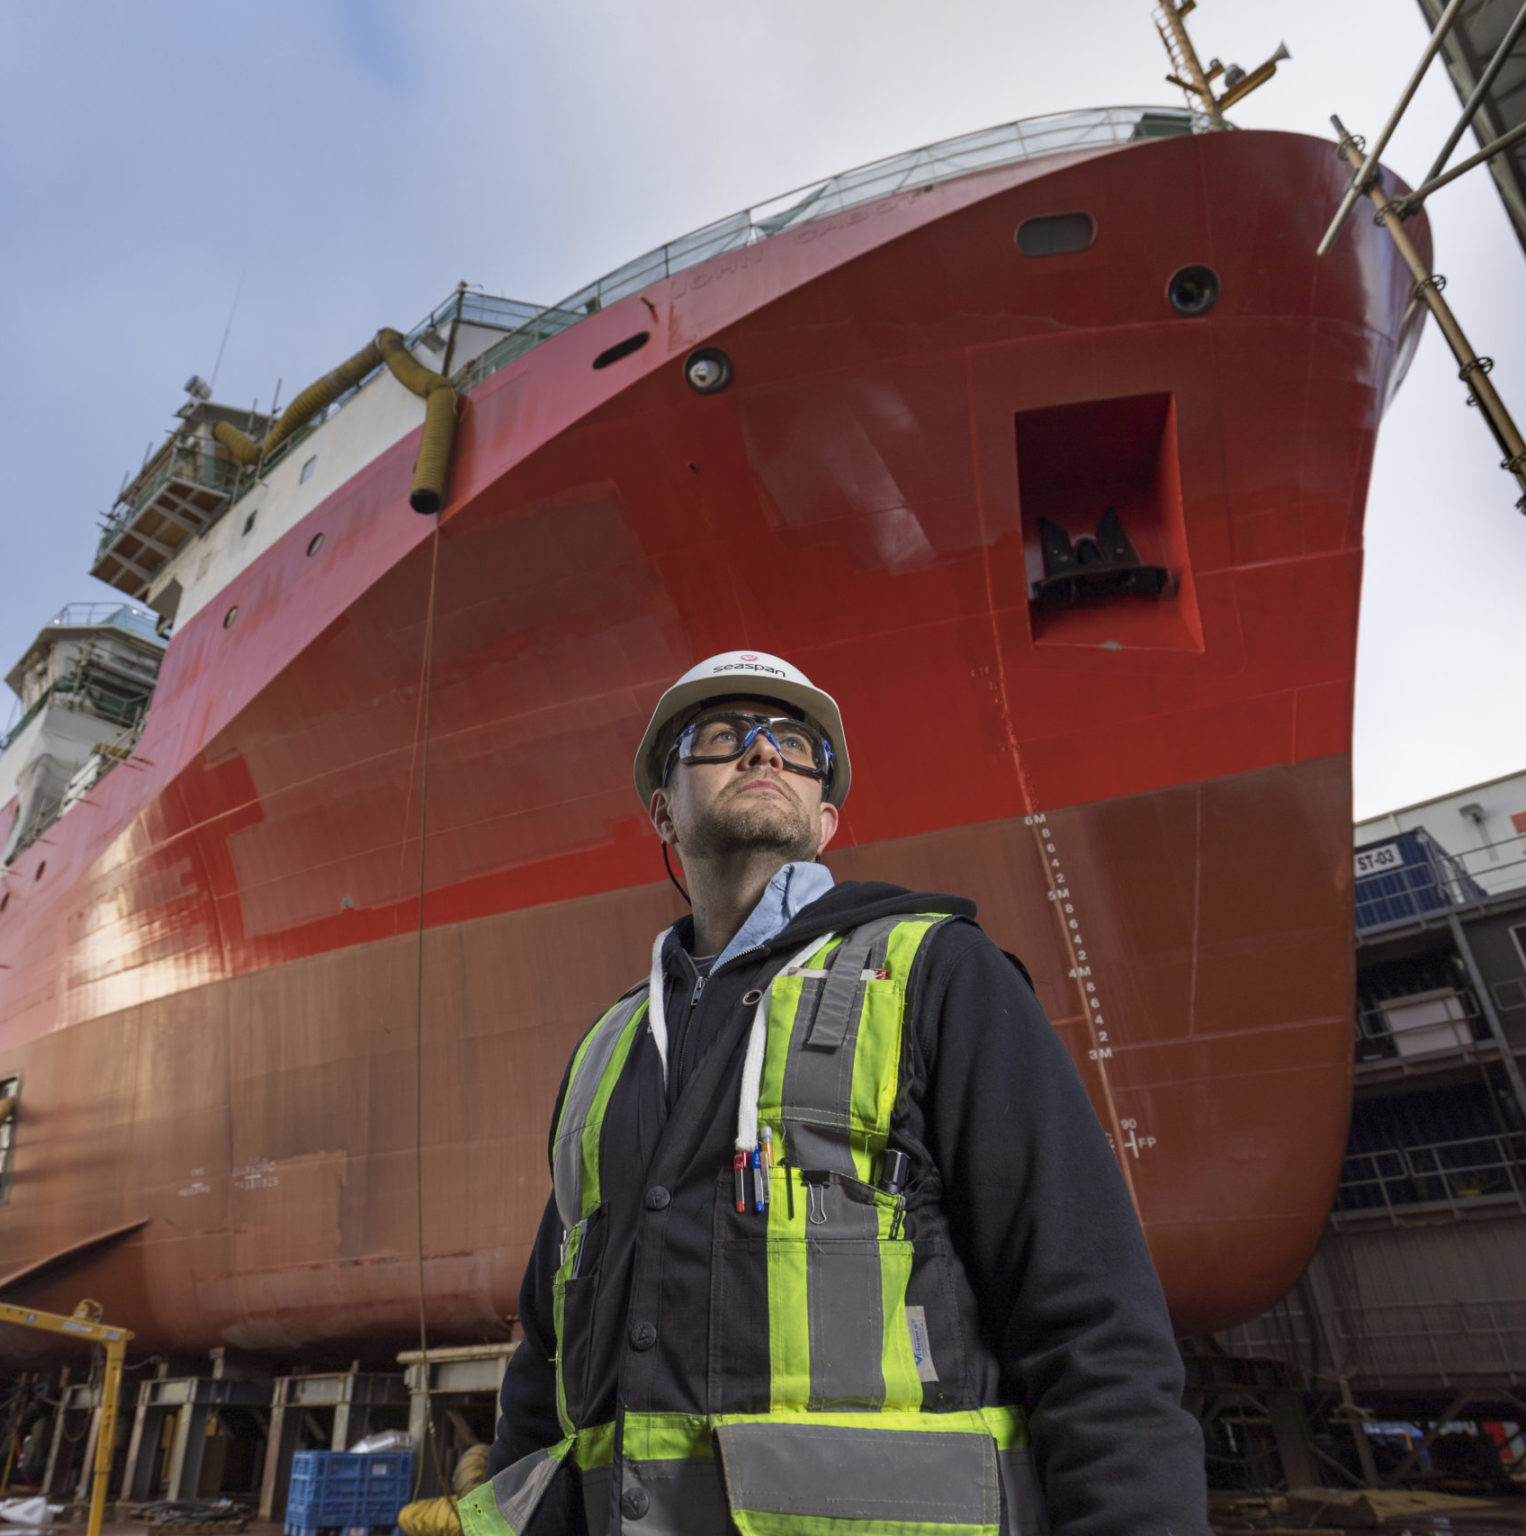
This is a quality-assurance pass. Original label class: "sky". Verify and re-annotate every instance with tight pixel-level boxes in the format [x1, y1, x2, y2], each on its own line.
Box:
[0, 0, 1521, 822]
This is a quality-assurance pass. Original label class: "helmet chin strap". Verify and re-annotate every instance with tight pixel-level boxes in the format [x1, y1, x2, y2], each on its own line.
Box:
[662, 842, 691, 905]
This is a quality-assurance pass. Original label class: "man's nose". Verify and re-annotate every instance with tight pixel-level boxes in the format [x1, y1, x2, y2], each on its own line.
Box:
[742, 727, 784, 770]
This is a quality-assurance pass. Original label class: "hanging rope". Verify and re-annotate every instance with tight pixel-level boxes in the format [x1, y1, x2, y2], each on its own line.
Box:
[407, 526, 455, 1505]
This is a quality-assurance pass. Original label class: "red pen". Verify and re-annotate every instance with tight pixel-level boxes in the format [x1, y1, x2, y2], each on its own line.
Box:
[733, 1150, 749, 1213]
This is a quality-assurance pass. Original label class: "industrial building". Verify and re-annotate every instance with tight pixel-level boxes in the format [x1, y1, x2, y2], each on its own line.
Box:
[1209, 770, 1526, 1493]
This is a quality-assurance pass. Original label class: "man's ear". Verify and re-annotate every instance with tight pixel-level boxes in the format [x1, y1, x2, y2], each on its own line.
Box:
[815, 799, 840, 856]
[649, 787, 676, 845]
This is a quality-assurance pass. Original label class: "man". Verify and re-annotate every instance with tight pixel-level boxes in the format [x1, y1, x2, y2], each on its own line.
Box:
[469, 651, 1210, 1536]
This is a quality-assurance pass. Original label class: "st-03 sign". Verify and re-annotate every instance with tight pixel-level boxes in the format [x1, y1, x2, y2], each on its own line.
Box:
[1354, 841, 1404, 877]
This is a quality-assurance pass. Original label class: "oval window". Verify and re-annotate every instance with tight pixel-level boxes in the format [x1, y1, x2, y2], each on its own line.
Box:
[307, 532, 325, 557]
[224, 605, 239, 629]
[1015, 213, 1096, 256]
[34, 862, 45, 881]
[592, 332, 651, 370]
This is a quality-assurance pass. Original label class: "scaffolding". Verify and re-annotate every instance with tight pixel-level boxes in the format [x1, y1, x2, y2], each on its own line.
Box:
[1318, 0, 1526, 511]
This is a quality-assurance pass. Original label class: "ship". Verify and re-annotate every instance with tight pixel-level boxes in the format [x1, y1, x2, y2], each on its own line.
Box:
[0, 99, 1429, 1362]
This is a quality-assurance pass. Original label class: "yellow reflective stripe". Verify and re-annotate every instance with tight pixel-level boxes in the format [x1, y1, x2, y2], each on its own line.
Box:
[710, 1406, 1027, 1447]
[732, 1517, 989, 1536]
[551, 1226, 580, 1437]
[764, 1165, 812, 1411]
[612, 1406, 1028, 1459]
[457, 1479, 509, 1536]
[845, 975, 905, 1180]
[457, 1437, 574, 1536]
[618, 1411, 714, 1462]
[759, 937, 834, 1413]
[572, 1419, 617, 1469]
[757, 971, 800, 1150]
[878, 1232, 922, 1411]
[579, 999, 647, 1217]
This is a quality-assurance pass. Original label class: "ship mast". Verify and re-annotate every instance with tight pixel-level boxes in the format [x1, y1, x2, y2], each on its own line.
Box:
[1152, 1, 1289, 120]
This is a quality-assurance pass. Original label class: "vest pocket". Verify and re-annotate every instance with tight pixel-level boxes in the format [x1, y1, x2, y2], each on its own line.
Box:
[554, 1208, 606, 1430]
[711, 1166, 920, 1415]
[714, 1419, 1002, 1535]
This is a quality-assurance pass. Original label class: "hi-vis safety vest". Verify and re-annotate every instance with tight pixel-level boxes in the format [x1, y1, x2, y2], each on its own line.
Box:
[460, 915, 1046, 1536]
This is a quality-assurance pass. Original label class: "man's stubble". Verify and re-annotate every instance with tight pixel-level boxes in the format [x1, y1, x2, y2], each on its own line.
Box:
[682, 785, 819, 865]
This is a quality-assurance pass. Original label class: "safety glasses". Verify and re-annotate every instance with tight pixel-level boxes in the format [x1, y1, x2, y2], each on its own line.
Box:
[665, 712, 833, 785]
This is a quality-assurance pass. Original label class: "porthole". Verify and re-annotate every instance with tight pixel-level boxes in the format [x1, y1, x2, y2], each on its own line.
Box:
[242, 510, 258, 536]
[1167, 265, 1220, 316]
[592, 332, 650, 370]
[0, 892, 9, 913]
[1015, 213, 1095, 256]
[307, 532, 325, 557]
[300, 455, 318, 484]
[224, 605, 239, 629]
[34, 862, 45, 881]
[684, 347, 733, 395]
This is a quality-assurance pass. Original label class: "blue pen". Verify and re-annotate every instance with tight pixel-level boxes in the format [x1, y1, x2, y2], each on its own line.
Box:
[752, 1144, 767, 1212]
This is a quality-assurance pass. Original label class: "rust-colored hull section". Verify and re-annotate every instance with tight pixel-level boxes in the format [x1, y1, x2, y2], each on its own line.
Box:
[0, 127, 1424, 1356]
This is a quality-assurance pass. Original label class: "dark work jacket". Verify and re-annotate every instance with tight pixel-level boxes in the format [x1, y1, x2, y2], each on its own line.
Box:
[488, 880, 1210, 1536]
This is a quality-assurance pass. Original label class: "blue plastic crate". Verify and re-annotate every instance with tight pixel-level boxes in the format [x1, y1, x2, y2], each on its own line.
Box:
[285, 1451, 412, 1534]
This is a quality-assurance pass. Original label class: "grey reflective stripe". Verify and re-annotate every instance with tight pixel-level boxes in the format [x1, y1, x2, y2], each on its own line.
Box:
[996, 1448, 1050, 1536]
[807, 1183, 883, 1409]
[780, 916, 900, 1173]
[803, 917, 897, 1051]
[716, 1421, 1000, 1527]
[623, 1456, 730, 1536]
[553, 989, 648, 1229]
[469, 1441, 570, 1536]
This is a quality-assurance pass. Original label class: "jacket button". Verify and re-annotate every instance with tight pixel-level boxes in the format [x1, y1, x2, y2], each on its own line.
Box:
[643, 1186, 671, 1211]
[629, 1320, 657, 1351]
[620, 1485, 650, 1520]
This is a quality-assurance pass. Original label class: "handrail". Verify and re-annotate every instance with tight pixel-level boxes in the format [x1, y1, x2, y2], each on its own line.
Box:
[456, 105, 1211, 393]
[94, 105, 1211, 565]
[43, 602, 161, 637]
[1336, 1130, 1526, 1218]
[97, 442, 244, 558]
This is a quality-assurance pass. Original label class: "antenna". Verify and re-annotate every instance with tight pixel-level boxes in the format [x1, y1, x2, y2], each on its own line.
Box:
[209, 272, 245, 394]
[1152, 2, 1288, 119]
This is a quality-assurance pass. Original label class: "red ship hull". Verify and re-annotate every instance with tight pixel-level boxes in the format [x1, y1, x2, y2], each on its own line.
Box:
[0, 126, 1427, 1355]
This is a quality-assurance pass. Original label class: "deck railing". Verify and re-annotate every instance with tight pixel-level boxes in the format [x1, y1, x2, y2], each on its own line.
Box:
[1355, 832, 1526, 933]
[1335, 1131, 1526, 1220]
[1217, 1292, 1526, 1388]
[94, 106, 1209, 566]
[455, 106, 1210, 391]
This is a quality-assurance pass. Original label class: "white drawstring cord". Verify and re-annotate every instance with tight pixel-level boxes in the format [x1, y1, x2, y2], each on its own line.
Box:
[735, 938, 821, 1155]
[646, 926, 675, 1086]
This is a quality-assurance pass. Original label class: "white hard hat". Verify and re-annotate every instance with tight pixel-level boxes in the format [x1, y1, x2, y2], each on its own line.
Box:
[633, 650, 851, 808]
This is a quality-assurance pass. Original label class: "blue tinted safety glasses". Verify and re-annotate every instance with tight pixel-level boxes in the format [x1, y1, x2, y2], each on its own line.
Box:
[664, 712, 834, 787]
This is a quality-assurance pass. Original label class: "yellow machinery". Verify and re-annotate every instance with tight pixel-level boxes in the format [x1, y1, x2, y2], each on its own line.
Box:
[0, 1299, 133, 1536]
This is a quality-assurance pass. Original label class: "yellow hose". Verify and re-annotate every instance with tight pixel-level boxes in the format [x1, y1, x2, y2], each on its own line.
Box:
[397, 1499, 461, 1536]
[209, 329, 457, 514]
[265, 339, 385, 457]
[376, 328, 458, 514]
[211, 420, 261, 466]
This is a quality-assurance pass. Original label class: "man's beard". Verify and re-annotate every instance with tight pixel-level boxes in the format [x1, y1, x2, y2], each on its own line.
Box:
[683, 784, 818, 863]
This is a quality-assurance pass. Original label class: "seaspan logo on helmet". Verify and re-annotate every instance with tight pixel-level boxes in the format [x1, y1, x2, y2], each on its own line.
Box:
[740, 653, 758, 661]
[712, 660, 785, 678]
